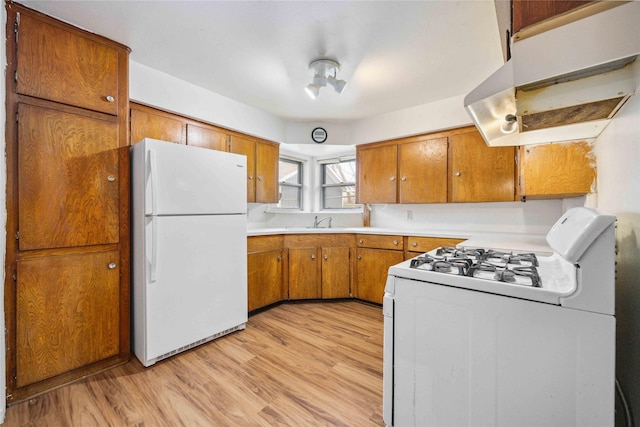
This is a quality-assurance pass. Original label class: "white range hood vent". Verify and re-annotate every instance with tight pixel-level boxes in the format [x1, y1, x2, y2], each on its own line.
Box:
[464, 2, 640, 147]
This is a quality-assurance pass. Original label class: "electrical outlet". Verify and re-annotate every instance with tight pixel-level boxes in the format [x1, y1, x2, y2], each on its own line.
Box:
[406, 210, 413, 220]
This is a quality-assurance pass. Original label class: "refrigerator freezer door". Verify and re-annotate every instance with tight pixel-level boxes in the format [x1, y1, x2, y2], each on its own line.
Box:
[136, 214, 247, 364]
[141, 138, 246, 215]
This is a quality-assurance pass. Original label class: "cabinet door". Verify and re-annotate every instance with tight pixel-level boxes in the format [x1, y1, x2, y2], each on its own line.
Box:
[256, 141, 280, 203]
[519, 142, 595, 199]
[321, 247, 351, 299]
[17, 13, 119, 115]
[16, 251, 120, 388]
[186, 124, 228, 151]
[399, 138, 448, 203]
[288, 248, 321, 300]
[131, 108, 183, 145]
[356, 248, 403, 304]
[229, 135, 256, 203]
[357, 145, 398, 204]
[248, 249, 282, 312]
[18, 104, 119, 251]
[449, 131, 515, 203]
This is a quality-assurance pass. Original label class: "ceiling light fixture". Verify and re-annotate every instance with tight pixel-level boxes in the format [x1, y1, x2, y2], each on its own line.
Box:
[500, 114, 518, 134]
[305, 59, 347, 99]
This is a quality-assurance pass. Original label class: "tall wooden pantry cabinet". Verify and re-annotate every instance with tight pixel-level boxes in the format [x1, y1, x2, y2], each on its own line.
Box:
[4, 3, 131, 402]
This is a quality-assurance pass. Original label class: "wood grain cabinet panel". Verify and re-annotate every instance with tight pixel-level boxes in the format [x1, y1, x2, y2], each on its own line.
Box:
[321, 247, 351, 299]
[357, 144, 398, 204]
[16, 251, 120, 388]
[449, 130, 515, 203]
[288, 248, 321, 300]
[18, 104, 119, 251]
[230, 135, 257, 202]
[405, 236, 465, 259]
[248, 249, 283, 312]
[186, 124, 228, 151]
[398, 138, 448, 203]
[519, 141, 595, 200]
[356, 234, 403, 251]
[256, 141, 279, 203]
[356, 248, 403, 304]
[16, 13, 119, 115]
[130, 107, 183, 145]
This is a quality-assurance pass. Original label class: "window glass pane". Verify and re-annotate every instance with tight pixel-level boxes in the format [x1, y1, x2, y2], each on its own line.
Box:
[322, 159, 357, 209]
[324, 161, 355, 185]
[279, 160, 300, 185]
[279, 185, 301, 208]
[323, 185, 357, 209]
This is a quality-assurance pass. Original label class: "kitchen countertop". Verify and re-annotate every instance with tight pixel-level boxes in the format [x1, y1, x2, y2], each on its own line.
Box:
[247, 227, 552, 253]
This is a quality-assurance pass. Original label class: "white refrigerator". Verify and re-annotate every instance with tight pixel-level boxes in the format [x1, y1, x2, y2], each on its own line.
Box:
[131, 138, 248, 367]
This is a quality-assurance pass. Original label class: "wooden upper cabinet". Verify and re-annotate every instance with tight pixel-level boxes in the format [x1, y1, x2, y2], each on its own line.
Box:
[519, 141, 595, 200]
[357, 144, 398, 204]
[186, 124, 228, 151]
[130, 107, 184, 145]
[512, 0, 590, 34]
[256, 140, 279, 203]
[449, 130, 515, 203]
[16, 13, 120, 115]
[18, 104, 120, 251]
[229, 135, 257, 202]
[398, 138, 448, 203]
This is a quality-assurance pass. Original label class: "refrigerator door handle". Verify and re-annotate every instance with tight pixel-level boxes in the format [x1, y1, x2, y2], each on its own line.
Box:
[150, 217, 158, 283]
[149, 149, 159, 216]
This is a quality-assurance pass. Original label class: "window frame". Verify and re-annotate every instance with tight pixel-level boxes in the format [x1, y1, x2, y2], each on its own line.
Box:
[277, 157, 303, 210]
[320, 159, 358, 210]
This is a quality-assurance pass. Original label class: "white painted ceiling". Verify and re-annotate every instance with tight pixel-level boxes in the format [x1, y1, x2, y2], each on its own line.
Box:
[20, 1, 504, 122]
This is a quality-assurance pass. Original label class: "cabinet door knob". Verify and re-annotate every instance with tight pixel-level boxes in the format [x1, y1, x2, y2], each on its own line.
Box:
[248, 174, 254, 180]
[455, 171, 461, 177]
[390, 176, 396, 181]
[412, 241, 417, 247]
[359, 239, 364, 244]
[357, 255, 362, 260]
[106, 95, 115, 103]
[393, 240, 398, 245]
[107, 175, 116, 182]
[323, 255, 328, 260]
[257, 176, 263, 181]
[311, 254, 316, 260]
[401, 176, 407, 181]
[277, 255, 281, 261]
[108, 262, 117, 269]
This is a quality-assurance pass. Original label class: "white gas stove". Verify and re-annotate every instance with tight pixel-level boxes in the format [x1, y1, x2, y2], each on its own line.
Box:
[383, 207, 616, 427]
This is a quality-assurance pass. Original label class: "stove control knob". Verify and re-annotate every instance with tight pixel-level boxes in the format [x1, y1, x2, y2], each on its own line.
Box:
[455, 171, 461, 177]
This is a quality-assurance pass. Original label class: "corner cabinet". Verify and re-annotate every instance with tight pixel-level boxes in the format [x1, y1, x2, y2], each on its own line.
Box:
[248, 236, 285, 312]
[5, 4, 131, 402]
[355, 235, 404, 304]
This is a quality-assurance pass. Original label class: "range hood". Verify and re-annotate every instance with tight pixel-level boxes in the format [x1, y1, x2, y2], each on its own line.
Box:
[465, 1, 640, 147]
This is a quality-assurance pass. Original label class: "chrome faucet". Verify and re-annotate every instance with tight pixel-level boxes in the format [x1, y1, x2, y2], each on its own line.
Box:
[313, 215, 332, 228]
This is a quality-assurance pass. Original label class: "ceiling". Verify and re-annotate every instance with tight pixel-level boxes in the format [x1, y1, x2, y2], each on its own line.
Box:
[20, 1, 505, 122]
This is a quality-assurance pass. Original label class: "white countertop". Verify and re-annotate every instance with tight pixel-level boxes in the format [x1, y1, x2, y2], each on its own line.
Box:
[247, 227, 552, 253]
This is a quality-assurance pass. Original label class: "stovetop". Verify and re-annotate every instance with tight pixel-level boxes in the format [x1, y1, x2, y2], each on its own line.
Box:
[409, 246, 541, 288]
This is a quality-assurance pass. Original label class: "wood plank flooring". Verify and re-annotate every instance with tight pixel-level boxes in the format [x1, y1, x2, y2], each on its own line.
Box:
[4, 301, 384, 426]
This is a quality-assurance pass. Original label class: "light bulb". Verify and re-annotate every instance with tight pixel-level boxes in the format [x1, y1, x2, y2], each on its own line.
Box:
[500, 114, 518, 134]
[305, 84, 319, 99]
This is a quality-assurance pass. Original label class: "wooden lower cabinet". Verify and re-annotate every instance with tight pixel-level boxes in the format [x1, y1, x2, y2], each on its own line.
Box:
[16, 251, 121, 388]
[405, 236, 465, 259]
[321, 247, 351, 299]
[355, 248, 404, 304]
[248, 236, 284, 312]
[288, 248, 320, 299]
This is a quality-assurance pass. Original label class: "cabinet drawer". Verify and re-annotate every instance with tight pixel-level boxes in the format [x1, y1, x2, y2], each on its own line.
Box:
[356, 234, 403, 250]
[248, 235, 283, 253]
[406, 236, 465, 253]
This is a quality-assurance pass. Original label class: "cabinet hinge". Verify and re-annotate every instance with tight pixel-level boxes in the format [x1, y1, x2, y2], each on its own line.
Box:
[12, 367, 17, 381]
[15, 111, 18, 123]
[15, 230, 19, 240]
[14, 70, 18, 83]
[12, 270, 16, 282]
[14, 12, 19, 43]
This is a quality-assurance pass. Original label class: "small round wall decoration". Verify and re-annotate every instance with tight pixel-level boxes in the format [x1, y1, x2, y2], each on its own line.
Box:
[311, 127, 328, 144]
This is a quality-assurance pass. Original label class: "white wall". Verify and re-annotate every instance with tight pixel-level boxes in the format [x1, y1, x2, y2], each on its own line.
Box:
[593, 82, 640, 425]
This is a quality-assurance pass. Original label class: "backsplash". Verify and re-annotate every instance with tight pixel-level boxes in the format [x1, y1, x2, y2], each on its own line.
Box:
[248, 197, 586, 234]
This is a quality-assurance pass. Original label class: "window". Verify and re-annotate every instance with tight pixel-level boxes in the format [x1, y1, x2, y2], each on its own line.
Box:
[321, 159, 357, 209]
[278, 158, 303, 209]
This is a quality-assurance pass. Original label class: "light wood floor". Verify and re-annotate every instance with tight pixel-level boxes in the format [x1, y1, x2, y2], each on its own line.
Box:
[4, 301, 384, 426]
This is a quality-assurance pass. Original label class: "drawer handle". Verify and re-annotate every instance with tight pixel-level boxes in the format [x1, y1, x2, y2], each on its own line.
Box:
[107, 175, 116, 182]
[311, 254, 316, 260]
[108, 262, 117, 270]
[393, 240, 398, 245]
[412, 241, 417, 247]
[359, 239, 364, 244]
[106, 95, 115, 103]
